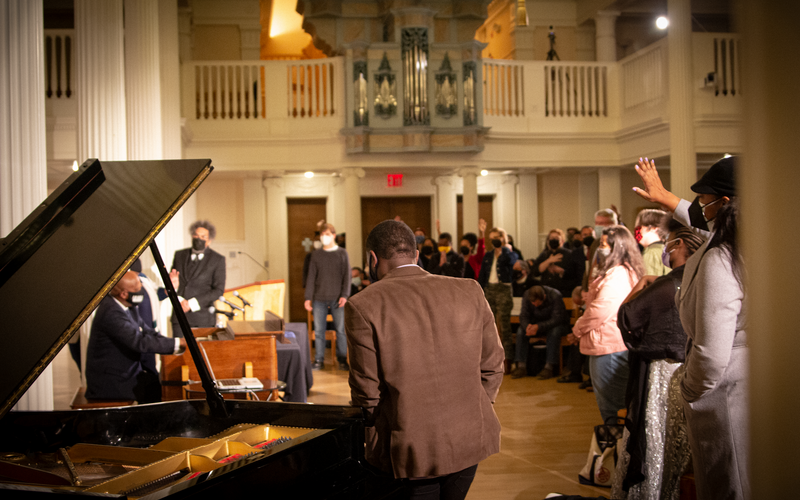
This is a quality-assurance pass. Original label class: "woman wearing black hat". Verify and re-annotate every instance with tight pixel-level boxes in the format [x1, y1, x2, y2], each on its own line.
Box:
[633, 156, 748, 500]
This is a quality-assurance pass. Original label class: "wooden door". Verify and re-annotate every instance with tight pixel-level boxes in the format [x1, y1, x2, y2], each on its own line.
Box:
[360, 197, 433, 263]
[457, 195, 494, 242]
[287, 198, 327, 322]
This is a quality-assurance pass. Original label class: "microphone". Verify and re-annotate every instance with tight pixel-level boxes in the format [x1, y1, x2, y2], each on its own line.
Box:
[218, 296, 244, 312]
[233, 290, 252, 307]
[208, 306, 236, 319]
[238, 251, 270, 278]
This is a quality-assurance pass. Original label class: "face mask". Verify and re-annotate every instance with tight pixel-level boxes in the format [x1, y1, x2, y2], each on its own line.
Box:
[438, 245, 451, 254]
[320, 234, 334, 246]
[313, 240, 322, 250]
[594, 226, 607, 241]
[126, 289, 145, 306]
[548, 239, 560, 250]
[352, 276, 362, 287]
[491, 238, 502, 249]
[512, 270, 523, 281]
[421, 246, 433, 256]
[596, 246, 611, 267]
[687, 197, 710, 231]
[415, 235, 425, 245]
[661, 244, 671, 268]
[192, 237, 206, 251]
[460, 245, 471, 256]
[582, 236, 594, 247]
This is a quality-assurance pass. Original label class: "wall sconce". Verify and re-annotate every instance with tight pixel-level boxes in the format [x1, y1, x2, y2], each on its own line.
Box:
[517, 0, 529, 27]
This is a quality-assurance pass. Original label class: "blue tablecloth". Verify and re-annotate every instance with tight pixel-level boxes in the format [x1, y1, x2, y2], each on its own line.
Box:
[277, 323, 313, 402]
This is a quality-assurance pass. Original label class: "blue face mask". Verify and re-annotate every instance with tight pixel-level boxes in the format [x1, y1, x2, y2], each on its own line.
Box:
[352, 276, 362, 287]
[415, 235, 425, 245]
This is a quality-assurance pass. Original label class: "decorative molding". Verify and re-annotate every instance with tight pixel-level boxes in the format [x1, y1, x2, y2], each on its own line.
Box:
[457, 166, 482, 177]
[434, 53, 457, 119]
[374, 53, 397, 119]
[341, 167, 366, 179]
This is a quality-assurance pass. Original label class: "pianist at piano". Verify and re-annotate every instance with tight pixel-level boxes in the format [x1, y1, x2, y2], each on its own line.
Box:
[85, 271, 183, 403]
[169, 220, 227, 335]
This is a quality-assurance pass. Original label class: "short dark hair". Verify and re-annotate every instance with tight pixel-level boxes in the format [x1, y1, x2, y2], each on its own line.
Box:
[189, 220, 216, 239]
[366, 220, 417, 260]
[528, 286, 546, 302]
[439, 232, 452, 244]
[462, 232, 478, 247]
[635, 209, 669, 240]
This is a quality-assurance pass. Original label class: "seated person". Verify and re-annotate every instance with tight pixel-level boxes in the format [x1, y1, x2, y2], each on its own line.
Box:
[426, 232, 465, 277]
[512, 260, 539, 297]
[532, 229, 583, 297]
[558, 285, 588, 384]
[511, 285, 568, 380]
[86, 271, 182, 403]
[350, 267, 366, 296]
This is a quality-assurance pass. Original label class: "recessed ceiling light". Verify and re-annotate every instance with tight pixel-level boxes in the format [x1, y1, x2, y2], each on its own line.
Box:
[480, 169, 489, 176]
[656, 16, 669, 29]
[304, 171, 314, 178]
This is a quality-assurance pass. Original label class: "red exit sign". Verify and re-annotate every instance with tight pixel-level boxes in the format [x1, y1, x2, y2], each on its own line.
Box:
[387, 174, 403, 187]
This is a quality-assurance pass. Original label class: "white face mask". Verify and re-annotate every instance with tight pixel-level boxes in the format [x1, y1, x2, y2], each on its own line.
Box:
[320, 234, 334, 247]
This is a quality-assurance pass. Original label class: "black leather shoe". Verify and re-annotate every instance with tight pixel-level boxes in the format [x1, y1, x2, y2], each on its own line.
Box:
[578, 378, 592, 389]
[338, 361, 350, 371]
[312, 361, 324, 371]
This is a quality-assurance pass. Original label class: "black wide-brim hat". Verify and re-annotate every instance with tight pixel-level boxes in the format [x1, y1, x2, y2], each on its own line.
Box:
[691, 156, 737, 197]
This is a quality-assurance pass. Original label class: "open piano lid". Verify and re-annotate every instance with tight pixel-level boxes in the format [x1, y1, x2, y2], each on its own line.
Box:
[0, 158, 213, 418]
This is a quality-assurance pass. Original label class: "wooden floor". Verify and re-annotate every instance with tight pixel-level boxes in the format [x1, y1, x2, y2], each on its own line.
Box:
[52, 349, 610, 499]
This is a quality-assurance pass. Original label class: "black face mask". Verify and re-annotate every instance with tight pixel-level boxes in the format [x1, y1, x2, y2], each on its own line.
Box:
[548, 239, 560, 250]
[421, 246, 434, 256]
[192, 237, 206, 251]
[688, 196, 710, 231]
[126, 289, 146, 306]
[512, 270, 523, 280]
[582, 236, 595, 247]
[460, 245, 471, 256]
[491, 238, 503, 249]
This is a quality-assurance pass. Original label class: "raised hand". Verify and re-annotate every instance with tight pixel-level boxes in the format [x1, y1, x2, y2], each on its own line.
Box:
[632, 157, 681, 211]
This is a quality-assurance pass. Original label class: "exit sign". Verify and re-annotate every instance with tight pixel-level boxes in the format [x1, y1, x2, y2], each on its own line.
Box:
[387, 174, 403, 187]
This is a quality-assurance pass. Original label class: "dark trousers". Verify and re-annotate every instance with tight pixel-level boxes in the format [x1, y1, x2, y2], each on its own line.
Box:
[404, 464, 478, 500]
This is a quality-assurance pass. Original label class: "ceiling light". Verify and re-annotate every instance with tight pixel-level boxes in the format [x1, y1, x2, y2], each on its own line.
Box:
[304, 171, 314, 178]
[656, 16, 669, 30]
[72, 160, 79, 171]
[480, 169, 489, 176]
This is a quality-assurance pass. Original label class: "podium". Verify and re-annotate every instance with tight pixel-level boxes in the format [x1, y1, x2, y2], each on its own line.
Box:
[214, 280, 285, 322]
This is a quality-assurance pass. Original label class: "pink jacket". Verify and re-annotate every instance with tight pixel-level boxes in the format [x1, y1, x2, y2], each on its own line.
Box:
[573, 265, 639, 356]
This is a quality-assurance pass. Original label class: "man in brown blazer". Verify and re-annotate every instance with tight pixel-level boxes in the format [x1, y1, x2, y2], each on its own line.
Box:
[346, 220, 504, 499]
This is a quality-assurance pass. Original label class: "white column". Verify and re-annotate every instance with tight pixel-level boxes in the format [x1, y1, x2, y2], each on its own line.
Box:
[496, 174, 519, 241]
[124, 0, 162, 161]
[75, 0, 126, 161]
[458, 167, 480, 236]
[579, 171, 599, 226]
[517, 173, 539, 259]
[667, 0, 696, 200]
[0, 0, 53, 412]
[264, 173, 289, 318]
[594, 11, 620, 62]
[434, 175, 458, 239]
[342, 168, 365, 268]
[598, 168, 621, 214]
[242, 177, 268, 282]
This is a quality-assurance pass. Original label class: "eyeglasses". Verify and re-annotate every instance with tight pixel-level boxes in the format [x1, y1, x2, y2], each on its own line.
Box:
[698, 197, 723, 217]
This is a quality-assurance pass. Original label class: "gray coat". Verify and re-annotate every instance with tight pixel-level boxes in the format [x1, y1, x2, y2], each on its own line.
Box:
[675, 233, 749, 499]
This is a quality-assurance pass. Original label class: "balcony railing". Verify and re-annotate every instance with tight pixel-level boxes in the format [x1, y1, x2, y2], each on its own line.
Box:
[44, 30, 73, 99]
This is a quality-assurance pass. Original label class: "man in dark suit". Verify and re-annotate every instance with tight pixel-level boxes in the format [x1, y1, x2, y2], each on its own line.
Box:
[169, 220, 226, 336]
[86, 271, 181, 402]
[346, 220, 504, 499]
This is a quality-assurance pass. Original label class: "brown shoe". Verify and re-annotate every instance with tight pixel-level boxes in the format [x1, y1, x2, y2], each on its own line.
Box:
[537, 367, 554, 380]
[511, 367, 527, 379]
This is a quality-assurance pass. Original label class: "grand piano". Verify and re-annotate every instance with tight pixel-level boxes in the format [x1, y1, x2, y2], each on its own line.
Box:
[0, 159, 401, 498]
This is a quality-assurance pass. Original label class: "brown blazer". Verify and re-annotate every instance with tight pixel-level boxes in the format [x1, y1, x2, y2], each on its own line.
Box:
[345, 265, 504, 479]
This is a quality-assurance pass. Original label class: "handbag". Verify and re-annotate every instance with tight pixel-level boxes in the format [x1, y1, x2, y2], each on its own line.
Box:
[578, 415, 624, 487]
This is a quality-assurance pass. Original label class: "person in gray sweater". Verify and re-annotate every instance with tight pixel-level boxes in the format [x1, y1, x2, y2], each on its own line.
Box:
[304, 222, 351, 370]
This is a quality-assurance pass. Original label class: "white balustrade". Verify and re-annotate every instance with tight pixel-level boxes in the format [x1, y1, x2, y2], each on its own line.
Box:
[620, 39, 666, 111]
[711, 35, 741, 96]
[483, 61, 524, 117]
[44, 29, 74, 99]
[543, 63, 610, 118]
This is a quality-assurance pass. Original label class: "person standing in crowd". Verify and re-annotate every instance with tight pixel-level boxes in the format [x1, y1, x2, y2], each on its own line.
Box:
[567, 225, 644, 423]
[427, 232, 465, 277]
[612, 220, 705, 498]
[532, 229, 583, 298]
[511, 260, 538, 297]
[346, 220, 503, 499]
[633, 155, 748, 500]
[478, 227, 518, 372]
[460, 218, 487, 280]
[511, 285, 568, 380]
[86, 271, 182, 403]
[418, 237, 436, 270]
[584, 209, 618, 288]
[169, 220, 226, 336]
[635, 208, 671, 276]
[305, 222, 351, 371]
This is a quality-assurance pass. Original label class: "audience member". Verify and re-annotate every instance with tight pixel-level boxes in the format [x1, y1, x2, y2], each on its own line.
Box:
[418, 237, 435, 270]
[635, 208, 671, 276]
[346, 220, 503, 498]
[304, 222, 351, 371]
[414, 227, 427, 250]
[461, 218, 487, 280]
[86, 271, 182, 403]
[557, 285, 589, 384]
[613, 220, 705, 498]
[169, 220, 226, 336]
[633, 155, 748, 499]
[303, 220, 325, 288]
[511, 285, 569, 380]
[507, 234, 524, 260]
[350, 267, 366, 296]
[584, 209, 618, 288]
[478, 227, 518, 371]
[532, 229, 584, 297]
[427, 232, 465, 277]
[512, 259, 538, 297]
[567, 225, 644, 422]
[580, 226, 596, 252]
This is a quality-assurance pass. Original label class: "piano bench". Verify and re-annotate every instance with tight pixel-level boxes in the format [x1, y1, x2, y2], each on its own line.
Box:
[70, 387, 135, 409]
